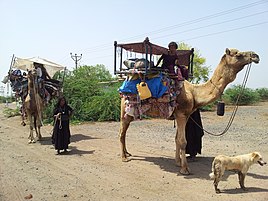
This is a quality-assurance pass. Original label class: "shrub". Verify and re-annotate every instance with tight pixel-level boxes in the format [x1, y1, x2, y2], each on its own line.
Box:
[3, 107, 20, 118]
[81, 83, 121, 121]
[256, 88, 268, 101]
[223, 85, 260, 105]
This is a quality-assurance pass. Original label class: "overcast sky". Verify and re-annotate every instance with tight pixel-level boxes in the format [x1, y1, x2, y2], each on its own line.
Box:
[1, 0, 267, 95]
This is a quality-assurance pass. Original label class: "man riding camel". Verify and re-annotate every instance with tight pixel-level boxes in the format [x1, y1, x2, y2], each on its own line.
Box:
[33, 62, 51, 103]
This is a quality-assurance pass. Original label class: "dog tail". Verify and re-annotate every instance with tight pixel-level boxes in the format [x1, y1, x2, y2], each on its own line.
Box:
[209, 159, 216, 179]
[209, 172, 215, 179]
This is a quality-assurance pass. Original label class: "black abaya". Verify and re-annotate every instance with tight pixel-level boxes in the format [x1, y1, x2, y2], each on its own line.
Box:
[185, 109, 204, 156]
[52, 105, 73, 151]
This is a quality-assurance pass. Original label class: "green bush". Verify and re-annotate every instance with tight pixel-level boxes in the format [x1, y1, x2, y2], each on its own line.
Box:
[3, 107, 20, 118]
[82, 92, 120, 121]
[223, 85, 260, 105]
[200, 101, 216, 111]
[53, 65, 121, 122]
[0, 96, 15, 103]
[256, 88, 268, 101]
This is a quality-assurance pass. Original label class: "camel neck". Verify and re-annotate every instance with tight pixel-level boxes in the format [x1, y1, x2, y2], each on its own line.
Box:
[192, 61, 237, 108]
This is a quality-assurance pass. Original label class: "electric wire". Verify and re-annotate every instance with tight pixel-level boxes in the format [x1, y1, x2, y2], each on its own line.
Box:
[57, 0, 268, 65]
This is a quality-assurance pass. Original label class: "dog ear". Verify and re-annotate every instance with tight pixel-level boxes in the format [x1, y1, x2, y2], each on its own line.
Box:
[251, 152, 260, 161]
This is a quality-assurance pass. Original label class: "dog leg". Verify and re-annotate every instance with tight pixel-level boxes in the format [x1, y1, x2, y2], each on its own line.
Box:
[213, 178, 221, 193]
[238, 171, 247, 191]
[213, 163, 223, 193]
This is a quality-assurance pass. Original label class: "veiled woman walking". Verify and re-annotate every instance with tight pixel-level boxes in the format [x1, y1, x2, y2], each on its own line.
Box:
[52, 97, 73, 154]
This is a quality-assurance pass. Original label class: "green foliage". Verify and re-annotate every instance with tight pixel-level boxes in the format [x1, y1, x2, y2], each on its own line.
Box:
[178, 43, 211, 84]
[255, 87, 268, 101]
[200, 101, 216, 111]
[223, 85, 260, 105]
[43, 99, 57, 124]
[81, 87, 121, 121]
[0, 96, 15, 103]
[3, 107, 20, 118]
[58, 65, 120, 121]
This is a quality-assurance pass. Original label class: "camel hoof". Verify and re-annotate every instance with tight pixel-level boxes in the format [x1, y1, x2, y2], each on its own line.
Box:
[122, 157, 129, 162]
[28, 139, 36, 144]
[179, 168, 190, 175]
[242, 187, 248, 191]
[125, 152, 132, 157]
[21, 122, 26, 126]
[216, 189, 221, 194]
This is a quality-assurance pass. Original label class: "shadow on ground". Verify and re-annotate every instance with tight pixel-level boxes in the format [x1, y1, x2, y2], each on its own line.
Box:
[65, 146, 95, 156]
[130, 155, 237, 180]
[71, 133, 99, 143]
[38, 133, 98, 145]
[221, 186, 268, 194]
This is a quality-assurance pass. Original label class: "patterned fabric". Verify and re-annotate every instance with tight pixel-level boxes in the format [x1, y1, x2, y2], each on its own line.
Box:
[122, 80, 183, 120]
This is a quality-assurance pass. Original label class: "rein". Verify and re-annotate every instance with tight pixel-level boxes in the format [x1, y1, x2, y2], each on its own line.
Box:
[190, 63, 252, 136]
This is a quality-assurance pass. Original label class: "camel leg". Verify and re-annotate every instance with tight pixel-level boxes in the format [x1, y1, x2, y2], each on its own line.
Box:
[119, 114, 133, 162]
[20, 105, 26, 126]
[28, 114, 35, 143]
[175, 115, 190, 175]
[35, 116, 42, 141]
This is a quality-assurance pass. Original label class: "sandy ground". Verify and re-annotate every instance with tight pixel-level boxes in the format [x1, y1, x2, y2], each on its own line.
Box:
[0, 102, 268, 201]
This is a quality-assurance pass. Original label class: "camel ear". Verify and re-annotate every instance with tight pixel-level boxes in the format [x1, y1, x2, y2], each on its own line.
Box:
[225, 48, 231, 55]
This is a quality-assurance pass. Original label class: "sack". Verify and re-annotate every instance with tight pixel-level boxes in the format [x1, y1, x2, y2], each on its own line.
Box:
[2, 75, 9, 84]
[136, 82, 152, 100]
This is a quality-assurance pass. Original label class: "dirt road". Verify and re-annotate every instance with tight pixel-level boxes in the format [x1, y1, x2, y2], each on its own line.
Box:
[0, 102, 268, 201]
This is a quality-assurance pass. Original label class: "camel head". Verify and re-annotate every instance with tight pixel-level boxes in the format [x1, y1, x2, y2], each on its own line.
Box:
[224, 48, 259, 72]
[27, 69, 37, 79]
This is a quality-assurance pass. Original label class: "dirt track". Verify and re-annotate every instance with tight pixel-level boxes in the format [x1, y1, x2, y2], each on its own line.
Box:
[0, 102, 268, 201]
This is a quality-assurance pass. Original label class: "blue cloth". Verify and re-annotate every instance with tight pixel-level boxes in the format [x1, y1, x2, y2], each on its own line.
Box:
[119, 73, 168, 98]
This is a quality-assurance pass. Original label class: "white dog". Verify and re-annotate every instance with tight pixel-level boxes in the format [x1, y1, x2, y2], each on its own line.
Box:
[209, 152, 266, 193]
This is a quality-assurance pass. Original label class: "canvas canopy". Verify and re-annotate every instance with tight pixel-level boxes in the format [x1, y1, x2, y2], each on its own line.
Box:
[13, 57, 65, 77]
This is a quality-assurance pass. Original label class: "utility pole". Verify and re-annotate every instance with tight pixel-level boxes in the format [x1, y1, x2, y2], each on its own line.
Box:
[70, 53, 82, 69]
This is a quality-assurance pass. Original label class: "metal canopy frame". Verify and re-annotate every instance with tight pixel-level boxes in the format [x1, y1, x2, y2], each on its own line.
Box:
[114, 37, 194, 79]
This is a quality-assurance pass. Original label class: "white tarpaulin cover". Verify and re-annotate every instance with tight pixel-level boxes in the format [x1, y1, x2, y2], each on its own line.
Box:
[13, 57, 65, 77]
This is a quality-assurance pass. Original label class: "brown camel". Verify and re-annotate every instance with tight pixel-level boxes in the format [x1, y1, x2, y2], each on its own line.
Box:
[119, 48, 260, 175]
[23, 69, 44, 143]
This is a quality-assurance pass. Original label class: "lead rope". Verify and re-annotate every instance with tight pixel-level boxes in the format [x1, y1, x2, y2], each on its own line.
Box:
[189, 63, 252, 136]
[50, 114, 62, 135]
[57, 115, 62, 129]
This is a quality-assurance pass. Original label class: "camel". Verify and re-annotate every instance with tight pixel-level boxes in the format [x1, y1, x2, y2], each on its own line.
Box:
[23, 69, 44, 143]
[119, 48, 260, 175]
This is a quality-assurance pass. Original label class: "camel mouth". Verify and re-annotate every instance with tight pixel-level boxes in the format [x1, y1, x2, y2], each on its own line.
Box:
[251, 54, 260, 64]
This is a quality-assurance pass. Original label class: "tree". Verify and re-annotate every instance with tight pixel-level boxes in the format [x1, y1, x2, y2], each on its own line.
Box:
[178, 42, 210, 84]
[51, 64, 121, 121]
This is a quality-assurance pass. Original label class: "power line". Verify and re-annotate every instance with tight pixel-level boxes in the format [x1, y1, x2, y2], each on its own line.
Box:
[84, 21, 268, 62]
[58, 0, 268, 66]
[180, 21, 268, 42]
[151, 10, 268, 40]
[118, 0, 268, 42]
[80, 11, 267, 57]
[79, 1, 268, 55]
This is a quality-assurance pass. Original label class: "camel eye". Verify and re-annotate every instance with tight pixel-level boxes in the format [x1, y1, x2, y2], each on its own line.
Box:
[236, 53, 242, 58]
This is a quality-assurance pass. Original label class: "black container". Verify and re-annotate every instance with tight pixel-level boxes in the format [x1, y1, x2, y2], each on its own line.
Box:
[217, 101, 225, 116]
